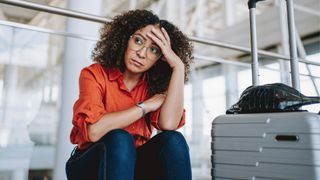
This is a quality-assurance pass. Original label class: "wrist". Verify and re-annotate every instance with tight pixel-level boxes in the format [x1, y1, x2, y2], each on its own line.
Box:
[172, 64, 185, 74]
[172, 61, 184, 71]
[136, 102, 146, 117]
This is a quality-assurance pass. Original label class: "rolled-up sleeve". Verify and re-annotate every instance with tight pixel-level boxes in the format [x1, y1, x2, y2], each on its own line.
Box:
[70, 67, 107, 147]
[149, 109, 186, 130]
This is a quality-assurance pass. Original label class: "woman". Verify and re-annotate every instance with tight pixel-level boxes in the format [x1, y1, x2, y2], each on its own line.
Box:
[66, 9, 193, 180]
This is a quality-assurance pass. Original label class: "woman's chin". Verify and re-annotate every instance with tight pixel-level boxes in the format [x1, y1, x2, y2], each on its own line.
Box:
[126, 65, 145, 74]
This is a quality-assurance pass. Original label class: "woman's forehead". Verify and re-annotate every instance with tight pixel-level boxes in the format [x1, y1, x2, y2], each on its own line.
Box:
[135, 24, 160, 34]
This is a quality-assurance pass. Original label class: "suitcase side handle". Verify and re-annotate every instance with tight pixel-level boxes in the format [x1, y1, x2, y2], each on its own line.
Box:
[275, 135, 299, 142]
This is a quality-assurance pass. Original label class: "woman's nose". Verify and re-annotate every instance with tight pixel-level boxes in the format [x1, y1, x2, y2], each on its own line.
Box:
[136, 46, 147, 58]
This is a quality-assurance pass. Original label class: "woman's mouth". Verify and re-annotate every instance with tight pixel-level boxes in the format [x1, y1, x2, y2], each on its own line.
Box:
[131, 59, 144, 67]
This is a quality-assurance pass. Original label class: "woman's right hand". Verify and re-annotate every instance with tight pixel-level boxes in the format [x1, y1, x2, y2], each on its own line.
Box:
[144, 93, 166, 113]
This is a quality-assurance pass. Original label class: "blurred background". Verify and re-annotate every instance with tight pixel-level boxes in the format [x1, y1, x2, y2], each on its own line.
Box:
[0, 0, 319, 179]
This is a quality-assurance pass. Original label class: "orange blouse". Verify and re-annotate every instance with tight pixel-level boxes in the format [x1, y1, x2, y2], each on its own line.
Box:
[70, 63, 186, 150]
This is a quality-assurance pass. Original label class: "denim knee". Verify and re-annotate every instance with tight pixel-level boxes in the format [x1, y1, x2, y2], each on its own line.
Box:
[157, 131, 189, 153]
[98, 129, 136, 160]
[90, 129, 136, 180]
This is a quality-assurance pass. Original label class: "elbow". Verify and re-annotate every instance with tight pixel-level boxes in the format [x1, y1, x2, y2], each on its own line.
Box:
[158, 119, 178, 131]
[158, 112, 182, 131]
[160, 126, 177, 131]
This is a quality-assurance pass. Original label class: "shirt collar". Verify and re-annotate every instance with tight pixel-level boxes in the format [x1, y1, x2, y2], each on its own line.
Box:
[108, 68, 148, 83]
[108, 68, 122, 81]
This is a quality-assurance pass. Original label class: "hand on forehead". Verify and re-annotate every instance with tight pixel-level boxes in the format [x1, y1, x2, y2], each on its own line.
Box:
[135, 25, 162, 41]
[138, 24, 160, 34]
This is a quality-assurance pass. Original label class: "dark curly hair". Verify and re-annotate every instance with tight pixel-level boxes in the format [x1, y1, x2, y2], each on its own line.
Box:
[92, 9, 193, 95]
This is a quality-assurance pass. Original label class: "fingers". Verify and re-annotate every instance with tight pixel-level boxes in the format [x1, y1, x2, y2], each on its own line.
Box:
[147, 32, 164, 49]
[161, 27, 171, 46]
[151, 28, 167, 44]
[149, 93, 166, 104]
[144, 93, 166, 112]
[152, 93, 166, 100]
[147, 28, 170, 50]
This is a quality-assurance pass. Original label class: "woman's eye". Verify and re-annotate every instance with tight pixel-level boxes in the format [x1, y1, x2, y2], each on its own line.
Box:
[134, 37, 144, 45]
[150, 46, 160, 54]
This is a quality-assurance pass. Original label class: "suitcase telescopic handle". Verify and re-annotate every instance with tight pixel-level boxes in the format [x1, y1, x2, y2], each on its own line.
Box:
[247, 0, 300, 90]
[248, 0, 265, 86]
[248, 0, 265, 9]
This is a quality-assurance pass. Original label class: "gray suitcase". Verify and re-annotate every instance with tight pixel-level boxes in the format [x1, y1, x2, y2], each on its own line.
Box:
[211, 0, 320, 179]
[212, 112, 320, 180]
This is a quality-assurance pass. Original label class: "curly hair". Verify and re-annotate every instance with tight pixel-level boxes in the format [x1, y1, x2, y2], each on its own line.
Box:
[92, 9, 193, 95]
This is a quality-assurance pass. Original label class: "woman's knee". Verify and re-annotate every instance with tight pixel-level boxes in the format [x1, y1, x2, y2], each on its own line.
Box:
[99, 129, 136, 161]
[155, 131, 191, 179]
[157, 131, 189, 152]
[99, 129, 134, 148]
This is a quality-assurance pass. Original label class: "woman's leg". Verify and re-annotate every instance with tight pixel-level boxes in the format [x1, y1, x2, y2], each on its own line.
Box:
[66, 129, 136, 180]
[135, 131, 192, 180]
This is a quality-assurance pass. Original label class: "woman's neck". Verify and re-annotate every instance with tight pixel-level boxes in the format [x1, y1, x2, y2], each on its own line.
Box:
[123, 70, 143, 92]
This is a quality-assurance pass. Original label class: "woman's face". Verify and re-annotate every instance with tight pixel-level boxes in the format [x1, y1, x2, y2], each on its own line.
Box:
[124, 24, 162, 74]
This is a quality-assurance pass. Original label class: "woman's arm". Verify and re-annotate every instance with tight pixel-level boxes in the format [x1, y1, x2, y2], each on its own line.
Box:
[87, 106, 142, 142]
[147, 27, 186, 130]
[158, 65, 185, 130]
[88, 94, 165, 142]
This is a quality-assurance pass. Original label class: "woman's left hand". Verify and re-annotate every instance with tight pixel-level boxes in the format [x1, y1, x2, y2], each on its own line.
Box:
[147, 27, 184, 70]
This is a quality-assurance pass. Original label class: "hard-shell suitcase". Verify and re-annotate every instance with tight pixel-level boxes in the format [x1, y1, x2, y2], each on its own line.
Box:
[211, 0, 320, 179]
[212, 112, 320, 180]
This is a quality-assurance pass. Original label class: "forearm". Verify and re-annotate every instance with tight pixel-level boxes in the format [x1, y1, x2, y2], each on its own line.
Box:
[158, 66, 185, 130]
[87, 105, 143, 142]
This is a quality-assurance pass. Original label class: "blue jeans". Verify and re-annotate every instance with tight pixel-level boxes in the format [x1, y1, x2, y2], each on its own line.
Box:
[65, 129, 192, 180]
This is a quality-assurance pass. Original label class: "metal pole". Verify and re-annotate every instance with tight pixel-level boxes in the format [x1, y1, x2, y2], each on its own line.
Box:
[187, 36, 320, 66]
[294, 4, 320, 17]
[277, 0, 291, 86]
[0, 0, 109, 23]
[295, 31, 320, 95]
[286, 0, 300, 90]
[0, 20, 98, 41]
[190, 36, 269, 58]
[249, 7, 259, 86]
[194, 54, 251, 67]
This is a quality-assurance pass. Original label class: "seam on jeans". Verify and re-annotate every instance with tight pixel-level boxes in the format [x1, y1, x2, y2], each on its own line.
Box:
[158, 139, 170, 179]
[99, 143, 107, 180]
[178, 134, 191, 179]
